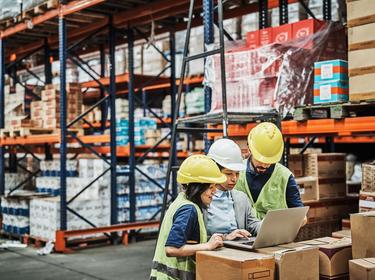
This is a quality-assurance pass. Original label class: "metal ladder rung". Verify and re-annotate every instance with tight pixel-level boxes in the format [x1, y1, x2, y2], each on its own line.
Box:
[184, 48, 221, 62]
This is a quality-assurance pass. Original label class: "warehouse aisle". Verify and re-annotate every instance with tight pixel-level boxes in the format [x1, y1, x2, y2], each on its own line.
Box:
[0, 239, 156, 280]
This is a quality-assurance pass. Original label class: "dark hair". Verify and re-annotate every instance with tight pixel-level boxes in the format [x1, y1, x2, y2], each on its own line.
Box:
[216, 163, 225, 171]
[183, 183, 211, 210]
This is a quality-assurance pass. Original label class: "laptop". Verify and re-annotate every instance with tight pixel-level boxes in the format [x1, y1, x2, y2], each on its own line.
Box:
[223, 206, 309, 250]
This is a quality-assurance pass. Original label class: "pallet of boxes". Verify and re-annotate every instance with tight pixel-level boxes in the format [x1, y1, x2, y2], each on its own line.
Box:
[348, 161, 375, 280]
[289, 152, 358, 241]
[30, 83, 82, 131]
[347, 0, 375, 103]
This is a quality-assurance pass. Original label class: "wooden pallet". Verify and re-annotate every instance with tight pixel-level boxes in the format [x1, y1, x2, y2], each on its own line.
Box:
[22, 234, 49, 248]
[293, 101, 375, 121]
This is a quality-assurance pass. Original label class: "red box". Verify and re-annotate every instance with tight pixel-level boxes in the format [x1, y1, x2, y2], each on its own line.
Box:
[246, 30, 259, 49]
[292, 19, 326, 40]
[259, 27, 273, 46]
[272, 24, 293, 44]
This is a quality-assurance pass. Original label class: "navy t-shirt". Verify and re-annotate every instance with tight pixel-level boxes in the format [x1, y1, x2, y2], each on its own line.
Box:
[165, 205, 200, 248]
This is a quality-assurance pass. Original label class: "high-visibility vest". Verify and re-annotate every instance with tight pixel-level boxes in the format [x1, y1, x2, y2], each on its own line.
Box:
[150, 192, 207, 280]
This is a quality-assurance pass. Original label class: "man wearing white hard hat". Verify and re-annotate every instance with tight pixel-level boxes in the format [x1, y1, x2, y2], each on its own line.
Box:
[204, 138, 262, 240]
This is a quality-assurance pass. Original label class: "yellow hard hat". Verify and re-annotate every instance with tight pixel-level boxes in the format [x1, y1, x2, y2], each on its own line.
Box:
[247, 122, 284, 164]
[177, 154, 227, 185]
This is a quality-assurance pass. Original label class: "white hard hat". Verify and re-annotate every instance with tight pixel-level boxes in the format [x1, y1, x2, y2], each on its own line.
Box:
[207, 138, 246, 171]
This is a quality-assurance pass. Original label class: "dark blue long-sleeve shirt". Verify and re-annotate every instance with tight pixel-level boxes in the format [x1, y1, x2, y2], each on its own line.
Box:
[245, 159, 304, 208]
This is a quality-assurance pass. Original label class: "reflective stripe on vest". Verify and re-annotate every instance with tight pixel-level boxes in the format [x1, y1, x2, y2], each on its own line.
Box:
[235, 163, 291, 219]
[150, 192, 207, 280]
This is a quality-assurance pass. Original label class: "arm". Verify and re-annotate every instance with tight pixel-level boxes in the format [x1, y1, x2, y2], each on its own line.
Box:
[246, 199, 262, 236]
[165, 234, 223, 257]
[286, 175, 304, 208]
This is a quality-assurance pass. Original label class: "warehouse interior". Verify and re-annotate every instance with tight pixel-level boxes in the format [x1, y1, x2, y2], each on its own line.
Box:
[0, 0, 375, 279]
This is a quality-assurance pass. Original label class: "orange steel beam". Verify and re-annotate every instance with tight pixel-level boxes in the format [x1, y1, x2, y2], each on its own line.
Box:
[55, 220, 160, 253]
[0, 0, 106, 39]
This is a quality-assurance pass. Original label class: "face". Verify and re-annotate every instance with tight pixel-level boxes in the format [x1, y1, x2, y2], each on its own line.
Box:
[251, 157, 271, 174]
[219, 168, 239, 191]
[200, 184, 217, 206]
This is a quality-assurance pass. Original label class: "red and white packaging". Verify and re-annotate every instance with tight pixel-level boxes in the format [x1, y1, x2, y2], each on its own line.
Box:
[272, 24, 293, 44]
[259, 27, 273, 46]
[246, 30, 260, 49]
[292, 19, 326, 40]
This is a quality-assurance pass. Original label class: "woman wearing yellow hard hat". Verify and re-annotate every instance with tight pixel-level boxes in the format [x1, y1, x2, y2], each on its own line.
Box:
[235, 122, 305, 220]
[150, 154, 227, 280]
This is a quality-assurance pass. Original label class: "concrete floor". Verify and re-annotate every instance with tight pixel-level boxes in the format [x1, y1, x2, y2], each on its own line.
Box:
[0, 239, 156, 280]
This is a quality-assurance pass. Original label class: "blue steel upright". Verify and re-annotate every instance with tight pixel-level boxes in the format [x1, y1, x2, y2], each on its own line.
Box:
[203, 0, 214, 153]
[0, 39, 5, 196]
[59, 16, 67, 230]
[127, 29, 136, 223]
[109, 23, 118, 225]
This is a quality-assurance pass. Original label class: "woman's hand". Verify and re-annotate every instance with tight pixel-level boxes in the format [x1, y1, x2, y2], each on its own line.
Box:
[206, 233, 224, 250]
[225, 229, 251, 241]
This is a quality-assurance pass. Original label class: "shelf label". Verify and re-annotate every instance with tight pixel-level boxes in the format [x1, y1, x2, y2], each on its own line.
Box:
[321, 64, 333, 79]
[320, 84, 332, 100]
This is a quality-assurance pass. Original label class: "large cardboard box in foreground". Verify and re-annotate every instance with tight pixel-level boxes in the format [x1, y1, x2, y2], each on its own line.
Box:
[196, 248, 275, 280]
[256, 243, 319, 280]
[351, 211, 375, 259]
[349, 258, 375, 280]
[299, 237, 352, 279]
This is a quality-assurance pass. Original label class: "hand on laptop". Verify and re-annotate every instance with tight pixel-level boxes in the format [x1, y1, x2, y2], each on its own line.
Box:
[224, 229, 252, 241]
[207, 233, 224, 250]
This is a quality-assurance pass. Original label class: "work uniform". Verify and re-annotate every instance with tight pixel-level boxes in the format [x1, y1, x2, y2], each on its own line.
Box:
[235, 158, 303, 220]
[203, 189, 261, 236]
[150, 193, 207, 280]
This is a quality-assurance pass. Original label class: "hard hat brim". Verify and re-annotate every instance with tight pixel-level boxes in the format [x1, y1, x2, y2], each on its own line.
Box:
[177, 173, 227, 185]
[218, 162, 247, 172]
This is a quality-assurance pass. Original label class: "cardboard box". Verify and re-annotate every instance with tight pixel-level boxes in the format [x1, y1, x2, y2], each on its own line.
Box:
[288, 154, 304, 178]
[349, 48, 375, 77]
[304, 153, 346, 179]
[272, 24, 292, 44]
[259, 28, 273, 46]
[349, 73, 375, 102]
[349, 258, 375, 280]
[351, 211, 375, 258]
[318, 178, 347, 200]
[307, 203, 357, 223]
[314, 60, 348, 83]
[362, 163, 375, 192]
[342, 219, 351, 230]
[313, 80, 349, 104]
[246, 30, 260, 49]
[257, 243, 319, 280]
[295, 176, 319, 202]
[347, 0, 375, 27]
[299, 237, 352, 279]
[292, 19, 326, 48]
[348, 23, 375, 51]
[196, 248, 275, 280]
[359, 191, 375, 212]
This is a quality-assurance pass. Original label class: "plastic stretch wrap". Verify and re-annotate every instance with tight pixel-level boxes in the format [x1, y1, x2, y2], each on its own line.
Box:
[0, 0, 46, 21]
[205, 21, 347, 117]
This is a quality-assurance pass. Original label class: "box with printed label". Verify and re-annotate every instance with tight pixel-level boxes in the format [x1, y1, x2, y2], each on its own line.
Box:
[292, 19, 326, 48]
[259, 27, 273, 46]
[256, 243, 319, 280]
[349, 258, 375, 280]
[246, 30, 260, 49]
[303, 153, 346, 179]
[299, 237, 352, 280]
[313, 80, 349, 104]
[318, 178, 347, 200]
[351, 211, 375, 259]
[272, 24, 293, 44]
[295, 176, 319, 202]
[314, 60, 348, 83]
[288, 154, 304, 178]
[196, 248, 275, 280]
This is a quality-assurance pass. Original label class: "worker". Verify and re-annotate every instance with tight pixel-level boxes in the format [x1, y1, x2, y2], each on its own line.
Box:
[205, 138, 262, 240]
[150, 154, 227, 280]
[235, 122, 305, 220]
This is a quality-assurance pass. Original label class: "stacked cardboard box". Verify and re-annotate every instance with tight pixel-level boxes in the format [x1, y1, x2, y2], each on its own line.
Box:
[313, 60, 349, 104]
[196, 248, 275, 280]
[347, 0, 375, 102]
[185, 87, 205, 116]
[359, 162, 375, 212]
[299, 237, 352, 280]
[350, 211, 375, 279]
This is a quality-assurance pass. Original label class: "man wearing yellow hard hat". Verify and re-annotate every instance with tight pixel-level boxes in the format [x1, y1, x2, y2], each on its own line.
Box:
[235, 122, 304, 220]
[150, 155, 226, 280]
